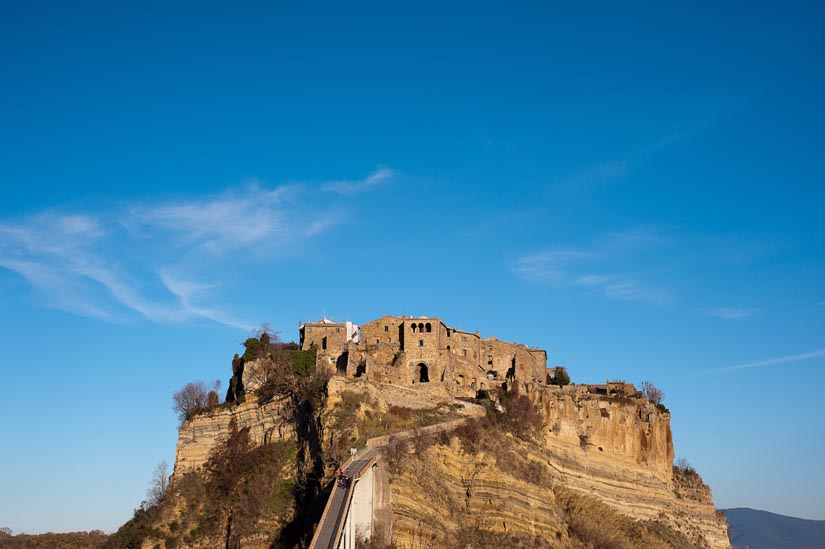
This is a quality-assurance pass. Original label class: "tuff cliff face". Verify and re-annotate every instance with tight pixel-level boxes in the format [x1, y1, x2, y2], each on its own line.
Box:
[535, 386, 729, 547]
[173, 395, 291, 475]
[159, 368, 729, 549]
[386, 383, 730, 548]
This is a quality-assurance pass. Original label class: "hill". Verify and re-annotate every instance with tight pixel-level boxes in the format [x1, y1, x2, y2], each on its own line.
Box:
[725, 507, 825, 549]
[104, 326, 732, 548]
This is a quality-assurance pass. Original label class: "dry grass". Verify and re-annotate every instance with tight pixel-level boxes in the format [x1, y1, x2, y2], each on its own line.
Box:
[554, 485, 698, 549]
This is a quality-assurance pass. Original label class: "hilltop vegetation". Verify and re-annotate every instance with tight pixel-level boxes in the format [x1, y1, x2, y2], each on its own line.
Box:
[0, 530, 107, 549]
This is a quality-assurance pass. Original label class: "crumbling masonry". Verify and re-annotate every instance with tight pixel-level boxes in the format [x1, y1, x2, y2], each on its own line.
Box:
[299, 315, 547, 397]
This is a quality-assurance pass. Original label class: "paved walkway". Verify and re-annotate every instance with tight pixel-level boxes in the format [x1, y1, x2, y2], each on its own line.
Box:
[310, 446, 380, 549]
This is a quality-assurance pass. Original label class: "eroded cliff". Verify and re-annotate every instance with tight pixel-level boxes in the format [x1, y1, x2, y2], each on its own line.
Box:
[118, 351, 729, 549]
[386, 383, 730, 548]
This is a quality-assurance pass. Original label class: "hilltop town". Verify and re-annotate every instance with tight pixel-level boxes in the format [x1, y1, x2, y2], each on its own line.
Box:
[298, 314, 547, 394]
[95, 313, 731, 549]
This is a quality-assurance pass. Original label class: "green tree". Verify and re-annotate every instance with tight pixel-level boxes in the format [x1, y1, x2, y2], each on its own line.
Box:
[551, 366, 571, 386]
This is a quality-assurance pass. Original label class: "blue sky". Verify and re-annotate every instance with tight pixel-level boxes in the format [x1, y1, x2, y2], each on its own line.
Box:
[1, 0, 824, 534]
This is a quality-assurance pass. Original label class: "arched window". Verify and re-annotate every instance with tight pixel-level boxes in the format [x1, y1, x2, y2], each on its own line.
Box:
[418, 322, 424, 332]
[425, 323, 431, 332]
[411, 323, 417, 333]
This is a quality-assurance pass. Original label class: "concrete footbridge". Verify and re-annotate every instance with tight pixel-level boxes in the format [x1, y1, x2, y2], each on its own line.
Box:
[308, 417, 474, 549]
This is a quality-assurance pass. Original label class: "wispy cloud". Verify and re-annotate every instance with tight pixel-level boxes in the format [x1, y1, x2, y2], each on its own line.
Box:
[717, 348, 825, 372]
[511, 228, 670, 305]
[322, 167, 395, 196]
[555, 161, 629, 190]
[0, 171, 386, 327]
[710, 307, 758, 320]
[0, 211, 214, 324]
[511, 249, 595, 284]
[127, 183, 301, 255]
[159, 272, 252, 330]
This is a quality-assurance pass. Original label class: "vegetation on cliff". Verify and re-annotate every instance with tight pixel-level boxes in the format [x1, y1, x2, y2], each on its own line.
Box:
[105, 330, 330, 549]
[0, 530, 107, 549]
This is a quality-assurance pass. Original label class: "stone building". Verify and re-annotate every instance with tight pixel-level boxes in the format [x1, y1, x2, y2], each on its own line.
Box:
[299, 317, 360, 373]
[301, 314, 547, 397]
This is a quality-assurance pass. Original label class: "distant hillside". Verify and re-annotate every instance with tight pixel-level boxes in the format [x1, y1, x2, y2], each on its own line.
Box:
[725, 507, 825, 549]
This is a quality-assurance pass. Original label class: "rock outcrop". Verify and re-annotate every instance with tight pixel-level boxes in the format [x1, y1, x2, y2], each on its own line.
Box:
[173, 395, 291, 475]
[168, 375, 729, 548]
[387, 383, 730, 548]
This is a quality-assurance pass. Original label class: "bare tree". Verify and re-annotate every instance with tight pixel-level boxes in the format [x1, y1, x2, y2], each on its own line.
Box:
[173, 379, 224, 423]
[146, 460, 170, 507]
[173, 380, 210, 422]
[640, 380, 665, 405]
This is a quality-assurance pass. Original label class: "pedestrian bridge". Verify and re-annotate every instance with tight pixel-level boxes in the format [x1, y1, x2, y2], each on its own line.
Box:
[308, 418, 472, 549]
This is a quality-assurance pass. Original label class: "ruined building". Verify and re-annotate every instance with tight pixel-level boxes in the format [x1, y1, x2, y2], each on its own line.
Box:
[299, 314, 547, 396]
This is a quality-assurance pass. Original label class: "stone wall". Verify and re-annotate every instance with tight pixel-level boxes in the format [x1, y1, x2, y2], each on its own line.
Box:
[301, 321, 348, 355]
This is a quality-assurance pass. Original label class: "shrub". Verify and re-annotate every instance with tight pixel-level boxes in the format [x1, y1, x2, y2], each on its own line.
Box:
[675, 457, 697, 476]
[290, 348, 316, 376]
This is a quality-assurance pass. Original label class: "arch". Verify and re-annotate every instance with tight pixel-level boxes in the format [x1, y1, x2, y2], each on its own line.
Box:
[355, 363, 366, 378]
[447, 345, 451, 352]
[411, 323, 417, 333]
[336, 353, 348, 374]
[486, 370, 498, 380]
[425, 323, 432, 332]
[416, 362, 429, 383]
[418, 322, 424, 332]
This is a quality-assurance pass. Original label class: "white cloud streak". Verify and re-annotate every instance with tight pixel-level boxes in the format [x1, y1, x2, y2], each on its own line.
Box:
[0, 171, 386, 328]
[511, 229, 669, 305]
[128, 183, 299, 255]
[711, 307, 758, 320]
[717, 348, 825, 372]
[322, 167, 395, 195]
[159, 272, 253, 330]
[0, 213, 193, 324]
[555, 161, 629, 190]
